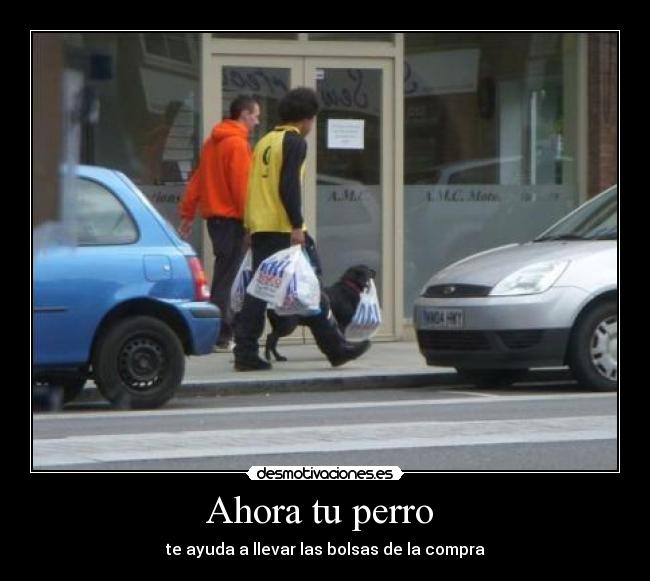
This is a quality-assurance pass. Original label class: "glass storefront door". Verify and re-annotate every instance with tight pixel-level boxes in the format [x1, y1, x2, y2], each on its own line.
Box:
[211, 56, 302, 149]
[304, 59, 394, 338]
[210, 55, 395, 339]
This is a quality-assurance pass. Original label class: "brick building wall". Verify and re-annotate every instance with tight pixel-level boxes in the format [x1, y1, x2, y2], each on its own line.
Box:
[588, 32, 618, 198]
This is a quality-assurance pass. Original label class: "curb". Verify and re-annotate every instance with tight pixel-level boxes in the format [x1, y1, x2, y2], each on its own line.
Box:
[76, 372, 458, 403]
[180, 373, 458, 397]
[73, 368, 577, 405]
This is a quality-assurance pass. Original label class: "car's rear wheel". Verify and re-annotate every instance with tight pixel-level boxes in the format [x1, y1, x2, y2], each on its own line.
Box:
[93, 316, 184, 409]
[568, 301, 617, 391]
[455, 368, 528, 388]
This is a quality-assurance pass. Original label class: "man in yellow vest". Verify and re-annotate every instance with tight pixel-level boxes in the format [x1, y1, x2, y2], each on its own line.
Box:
[234, 87, 371, 371]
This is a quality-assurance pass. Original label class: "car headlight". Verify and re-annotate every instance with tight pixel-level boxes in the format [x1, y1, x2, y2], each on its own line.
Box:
[490, 261, 570, 296]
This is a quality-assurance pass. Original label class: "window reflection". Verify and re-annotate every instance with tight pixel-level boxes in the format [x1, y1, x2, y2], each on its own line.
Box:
[63, 33, 202, 250]
[404, 33, 574, 187]
[403, 33, 580, 313]
[315, 68, 383, 297]
[222, 67, 291, 143]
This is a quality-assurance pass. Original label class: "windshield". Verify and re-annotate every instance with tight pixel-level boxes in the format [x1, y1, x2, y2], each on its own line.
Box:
[535, 187, 618, 241]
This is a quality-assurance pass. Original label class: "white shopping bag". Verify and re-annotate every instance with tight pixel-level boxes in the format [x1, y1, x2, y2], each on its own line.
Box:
[247, 246, 320, 316]
[229, 249, 253, 314]
[247, 246, 297, 305]
[274, 248, 321, 317]
[344, 279, 382, 341]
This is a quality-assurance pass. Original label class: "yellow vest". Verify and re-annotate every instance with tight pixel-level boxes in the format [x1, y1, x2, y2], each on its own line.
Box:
[245, 126, 306, 234]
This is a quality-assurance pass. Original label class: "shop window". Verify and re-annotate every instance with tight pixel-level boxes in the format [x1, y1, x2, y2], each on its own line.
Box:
[141, 33, 199, 71]
[403, 33, 580, 313]
[63, 33, 203, 253]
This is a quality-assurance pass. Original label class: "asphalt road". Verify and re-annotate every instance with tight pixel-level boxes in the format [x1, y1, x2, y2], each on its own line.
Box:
[32, 380, 618, 471]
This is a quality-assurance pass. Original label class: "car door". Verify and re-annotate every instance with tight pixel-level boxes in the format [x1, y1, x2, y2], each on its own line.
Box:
[33, 174, 141, 367]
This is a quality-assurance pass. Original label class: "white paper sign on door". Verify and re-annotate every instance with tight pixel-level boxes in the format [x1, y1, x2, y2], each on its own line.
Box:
[327, 119, 365, 149]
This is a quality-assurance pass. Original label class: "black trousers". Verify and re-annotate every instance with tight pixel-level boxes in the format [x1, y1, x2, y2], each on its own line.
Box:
[234, 232, 344, 360]
[206, 217, 246, 343]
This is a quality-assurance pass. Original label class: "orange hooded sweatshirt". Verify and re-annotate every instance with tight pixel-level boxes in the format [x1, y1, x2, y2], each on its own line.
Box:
[179, 120, 252, 221]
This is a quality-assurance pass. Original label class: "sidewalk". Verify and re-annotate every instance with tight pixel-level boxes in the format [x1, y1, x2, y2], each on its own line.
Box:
[79, 341, 457, 401]
[180, 340, 455, 396]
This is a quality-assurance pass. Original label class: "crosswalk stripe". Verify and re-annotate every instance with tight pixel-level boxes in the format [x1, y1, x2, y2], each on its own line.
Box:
[33, 415, 616, 468]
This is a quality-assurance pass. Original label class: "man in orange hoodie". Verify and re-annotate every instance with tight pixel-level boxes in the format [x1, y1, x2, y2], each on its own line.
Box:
[178, 95, 260, 350]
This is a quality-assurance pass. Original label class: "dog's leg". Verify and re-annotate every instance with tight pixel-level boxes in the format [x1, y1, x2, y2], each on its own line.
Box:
[264, 333, 274, 361]
[265, 333, 288, 362]
[273, 344, 288, 362]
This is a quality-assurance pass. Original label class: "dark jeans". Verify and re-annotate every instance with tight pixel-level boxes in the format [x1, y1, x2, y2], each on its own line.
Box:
[234, 232, 344, 360]
[207, 217, 245, 343]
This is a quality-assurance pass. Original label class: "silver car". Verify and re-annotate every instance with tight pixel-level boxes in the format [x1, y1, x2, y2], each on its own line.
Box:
[413, 186, 617, 391]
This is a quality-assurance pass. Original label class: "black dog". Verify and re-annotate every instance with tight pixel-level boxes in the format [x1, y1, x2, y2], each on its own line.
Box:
[265, 265, 376, 362]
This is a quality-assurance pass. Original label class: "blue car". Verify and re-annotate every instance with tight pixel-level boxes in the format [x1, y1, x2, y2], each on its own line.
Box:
[33, 166, 221, 409]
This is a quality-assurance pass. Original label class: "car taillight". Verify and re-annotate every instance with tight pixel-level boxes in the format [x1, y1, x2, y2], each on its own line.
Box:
[187, 257, 211, 301]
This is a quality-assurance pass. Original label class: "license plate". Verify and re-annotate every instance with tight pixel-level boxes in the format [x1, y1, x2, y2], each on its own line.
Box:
[421, 308, 464, 329]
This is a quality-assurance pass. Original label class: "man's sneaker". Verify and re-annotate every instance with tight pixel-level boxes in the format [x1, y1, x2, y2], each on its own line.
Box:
[234, 355, 272, 371]
[328, 340, 371, 367]
[213, 339, 234, 353]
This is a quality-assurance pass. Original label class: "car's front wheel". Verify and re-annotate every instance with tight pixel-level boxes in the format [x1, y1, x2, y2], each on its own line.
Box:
[455, 368, 528, 388]
[568, 301, 617, 391]
[93, 316, 185, 409]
